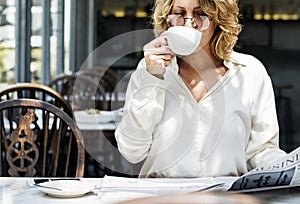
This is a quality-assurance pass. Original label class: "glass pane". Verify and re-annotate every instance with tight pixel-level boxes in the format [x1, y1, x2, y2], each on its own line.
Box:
[32, 0, 41, 7]
[31, 5, 43, 83]
[0, 0, 15, 85]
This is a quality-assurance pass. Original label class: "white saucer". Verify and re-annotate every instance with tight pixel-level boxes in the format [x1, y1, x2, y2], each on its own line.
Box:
[37, 180, 94, 198]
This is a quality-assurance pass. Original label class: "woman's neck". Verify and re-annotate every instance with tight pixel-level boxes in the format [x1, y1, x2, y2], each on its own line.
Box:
[177, 50, 222, 72]
[177, 50, 227, 91]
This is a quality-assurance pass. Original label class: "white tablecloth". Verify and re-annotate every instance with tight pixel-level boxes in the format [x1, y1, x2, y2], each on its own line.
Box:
[2, 176, 300, 204]
[0, 177, 153, 204]
[77, 122, 117, 130]
[74, 110, 121, 130]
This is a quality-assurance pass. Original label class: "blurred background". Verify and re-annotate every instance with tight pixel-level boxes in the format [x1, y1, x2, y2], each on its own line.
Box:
[0, 0, 299, 152]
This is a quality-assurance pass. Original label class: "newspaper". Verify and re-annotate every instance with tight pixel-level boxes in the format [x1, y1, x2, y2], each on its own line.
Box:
[100, 147, 300, 194]
[228, 146, 300, 192]
[100, 175, 228, 194]
[98, 176, 235, 203]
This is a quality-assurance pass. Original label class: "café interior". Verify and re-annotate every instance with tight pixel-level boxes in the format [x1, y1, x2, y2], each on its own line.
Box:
[1, 0, 300, 203]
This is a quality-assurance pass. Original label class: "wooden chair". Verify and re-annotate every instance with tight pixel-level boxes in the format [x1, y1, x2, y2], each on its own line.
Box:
[76, 67, 124, 110]
[78, 66, 121, 95]
[0, 83, 73, 118]
[0, 99, 85, 177]
[48, 74, 108, 111]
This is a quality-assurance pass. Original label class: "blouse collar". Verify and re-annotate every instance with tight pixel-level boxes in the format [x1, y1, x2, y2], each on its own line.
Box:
[171, 51, 245, 74]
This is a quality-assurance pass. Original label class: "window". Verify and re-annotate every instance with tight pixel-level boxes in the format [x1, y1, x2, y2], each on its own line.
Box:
[0, 0, 70, 85]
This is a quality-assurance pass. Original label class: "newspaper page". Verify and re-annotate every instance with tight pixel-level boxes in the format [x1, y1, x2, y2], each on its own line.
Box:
[228, 146, 300, 192]
[100, 147, 300, 193]
[100, 175, 224, 193]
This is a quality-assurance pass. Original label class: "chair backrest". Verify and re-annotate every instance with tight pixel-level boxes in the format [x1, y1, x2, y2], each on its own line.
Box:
[48, 74, 108, 111]
[0, 99, 85, 177]
[78, 66, 121, 93]
[0, 83, 73, 118]
[76, 67, 124, 110]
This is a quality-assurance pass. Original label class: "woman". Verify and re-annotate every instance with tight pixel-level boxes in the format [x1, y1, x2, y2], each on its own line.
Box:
[115, 0, 286, 178]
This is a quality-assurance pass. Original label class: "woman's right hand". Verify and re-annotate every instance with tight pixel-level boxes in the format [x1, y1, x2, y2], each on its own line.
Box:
[143, 33, 174, 79]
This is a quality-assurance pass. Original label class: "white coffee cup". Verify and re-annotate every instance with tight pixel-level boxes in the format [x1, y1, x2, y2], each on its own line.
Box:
[166, 26, 202, 56]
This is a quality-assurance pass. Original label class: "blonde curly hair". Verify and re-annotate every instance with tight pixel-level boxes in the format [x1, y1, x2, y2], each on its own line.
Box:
[151, 0, 242, 61]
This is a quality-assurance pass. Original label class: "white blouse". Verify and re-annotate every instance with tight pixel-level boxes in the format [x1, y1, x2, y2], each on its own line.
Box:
[115, 51, 287, 178]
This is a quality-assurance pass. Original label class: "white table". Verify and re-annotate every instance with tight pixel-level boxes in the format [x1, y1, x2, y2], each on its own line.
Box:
[76, 122, 117, 131]
[2, 177, 300, 204]
[74, 110, 121, 131]
[0, 177, 156, 204]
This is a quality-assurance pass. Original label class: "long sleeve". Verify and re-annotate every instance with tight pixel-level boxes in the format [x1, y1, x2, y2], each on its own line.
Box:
[246, 58, 287, 169]
[115, 59, 169, 164]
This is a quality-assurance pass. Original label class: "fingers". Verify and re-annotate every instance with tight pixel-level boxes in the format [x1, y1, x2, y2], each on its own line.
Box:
[146, 54, 172, 69]
[143, 34, 174, 79]
[144, 34, 168, 50]
[145, 54, 171, 79]
[144, 52, 172, 77]
[143, 34, 173, 54]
